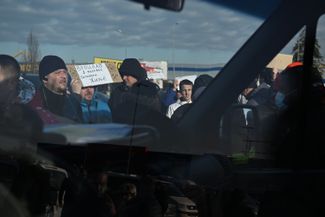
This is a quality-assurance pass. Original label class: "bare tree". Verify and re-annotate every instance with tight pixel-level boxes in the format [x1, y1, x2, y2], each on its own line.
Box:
[25, 30, 40, 73]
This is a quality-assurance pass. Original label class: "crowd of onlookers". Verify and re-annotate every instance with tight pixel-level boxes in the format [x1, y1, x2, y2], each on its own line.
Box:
[0, 54, 215, 127]
[1, 53, 325, 217]
[0, 53, 220, 155]
[0, 53, 213, 217]
[1, 53, 324, 140]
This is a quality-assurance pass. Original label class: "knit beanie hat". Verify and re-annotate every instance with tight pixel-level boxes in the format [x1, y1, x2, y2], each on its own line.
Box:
[119, 58, 147, 81]
[193, 74, 213, 94]
[39, 55, 67, 81]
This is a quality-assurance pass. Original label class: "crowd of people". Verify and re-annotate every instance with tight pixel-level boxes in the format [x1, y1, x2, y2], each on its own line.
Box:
[0, 53, 213, 217]
[1, 53, 324, 156]
[234, 62, 325, 168]
[0, 54, 212, 127]
[1, 52, 325, 217]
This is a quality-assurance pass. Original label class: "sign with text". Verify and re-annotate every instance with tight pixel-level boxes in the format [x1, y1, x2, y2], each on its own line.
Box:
[94, 57, 168, 80]
[94, 57, 123, 69]
[140, 61, 168, 80]
[67, 64, 78, 81]
[75, 63, 113, 87]
[93, 57, 123, 82]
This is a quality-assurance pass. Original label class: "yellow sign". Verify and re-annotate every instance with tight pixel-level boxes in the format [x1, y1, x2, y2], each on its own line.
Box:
[93, 57, 123, 69]
[94, 57, 168, 80]
[93, 57, 123, 82]
[20, 63, 39, 72]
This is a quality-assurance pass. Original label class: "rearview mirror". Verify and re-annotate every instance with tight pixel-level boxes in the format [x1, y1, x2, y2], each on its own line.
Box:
[130, 0, 185, 11]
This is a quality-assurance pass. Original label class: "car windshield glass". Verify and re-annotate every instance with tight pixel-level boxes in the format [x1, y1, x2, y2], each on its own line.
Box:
[0, 0, 274, 145]
[1, 1, 325, 216]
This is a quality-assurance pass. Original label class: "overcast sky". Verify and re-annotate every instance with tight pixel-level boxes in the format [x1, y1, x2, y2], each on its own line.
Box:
[0, 0, 324, 64]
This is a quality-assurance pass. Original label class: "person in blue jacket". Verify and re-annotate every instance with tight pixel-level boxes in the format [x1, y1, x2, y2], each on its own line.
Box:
[71, 79, 112, 123]
[162, 79, 179, 108]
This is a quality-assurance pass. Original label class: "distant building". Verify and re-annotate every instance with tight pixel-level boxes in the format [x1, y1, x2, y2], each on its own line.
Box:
[167, 63, 223, 79]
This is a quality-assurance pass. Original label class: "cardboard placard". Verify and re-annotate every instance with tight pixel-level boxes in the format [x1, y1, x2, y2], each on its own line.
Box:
[104, 62, 122, 83]
[267, 53, 293, 70]
[74, 63, 113, 87]
[93, 57, 123, 83]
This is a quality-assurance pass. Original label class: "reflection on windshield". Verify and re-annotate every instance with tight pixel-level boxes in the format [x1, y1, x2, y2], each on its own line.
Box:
[1, 0, 266, 131]
[0, 0, 265, 215]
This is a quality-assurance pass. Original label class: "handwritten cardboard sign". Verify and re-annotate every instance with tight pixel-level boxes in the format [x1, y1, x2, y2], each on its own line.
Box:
[94, 57, 123, 69]
[104, 62, 122, 83]
[74, 63, 113, 87]
[93, 57, 123, 83]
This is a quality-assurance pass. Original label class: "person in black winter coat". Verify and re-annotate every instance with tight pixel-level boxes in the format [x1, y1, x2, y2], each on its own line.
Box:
[108, 58, 162, 124]
[109, 58, 178, 151]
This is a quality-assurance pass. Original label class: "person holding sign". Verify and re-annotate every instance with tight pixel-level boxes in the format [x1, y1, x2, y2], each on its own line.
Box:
[28, 55, 82, 123]
[71, 79, 112, 123]
[108, 58, 162, 123]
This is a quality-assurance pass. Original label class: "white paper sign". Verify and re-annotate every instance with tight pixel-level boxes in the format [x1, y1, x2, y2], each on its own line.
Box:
[75, 63, 113, 87]
[140, 61, 168, 80]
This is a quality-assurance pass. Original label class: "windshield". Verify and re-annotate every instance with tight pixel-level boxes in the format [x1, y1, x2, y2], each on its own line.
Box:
[1, 0, 325, 217]
[1, 0, 265, 67]
[1, 0, 268, 140]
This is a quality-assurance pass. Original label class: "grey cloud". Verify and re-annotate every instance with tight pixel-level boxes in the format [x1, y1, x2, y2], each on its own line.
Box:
[1, 0, 262, 53]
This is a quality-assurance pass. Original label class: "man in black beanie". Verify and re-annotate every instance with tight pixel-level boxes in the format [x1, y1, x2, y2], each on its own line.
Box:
[108, 58, 162, 123]
[118, 58, 148, 87]
[39, 55, 69, 95]
[29, 55, 82, 123]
